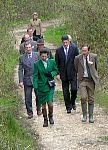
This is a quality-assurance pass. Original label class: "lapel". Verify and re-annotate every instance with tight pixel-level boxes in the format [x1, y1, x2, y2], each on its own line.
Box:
[24, 53, 31, 66]
[67, 45, 72, 62]
[39, 59, 47, 72]
[61, 46, 66, 60]
[79, 54, 84, 68]
[46, 59, 51, 72]
[30, 52, 38, 64]
[89, 53, 93, 62]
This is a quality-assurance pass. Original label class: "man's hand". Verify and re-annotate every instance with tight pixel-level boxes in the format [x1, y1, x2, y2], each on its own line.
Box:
[55, 75, 60, 81]
[19, 82, 23, 88]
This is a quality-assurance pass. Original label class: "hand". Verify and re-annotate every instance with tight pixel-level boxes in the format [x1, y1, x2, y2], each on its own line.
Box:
[19, 82, 23, 88]
[55, 75, 60, 81]
[44, 72, 52, 78]
[40, 34, 43, 39]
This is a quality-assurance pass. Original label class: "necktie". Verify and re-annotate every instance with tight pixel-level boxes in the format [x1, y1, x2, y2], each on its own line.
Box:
[65, 47, 68, 61]
[86, 56, 92, 79]
[28, 54, 32, 63]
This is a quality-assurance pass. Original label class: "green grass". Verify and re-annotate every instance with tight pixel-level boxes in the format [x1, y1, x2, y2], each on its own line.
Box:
[99, 136, 108, 142]
[0, 98, 37, 150]
[44, 25, 68, 46]
[0, 32, 38, 149]
[95, 90, 108, 112]
[9, 18, 30, 28]
[56, 91, 63, 101]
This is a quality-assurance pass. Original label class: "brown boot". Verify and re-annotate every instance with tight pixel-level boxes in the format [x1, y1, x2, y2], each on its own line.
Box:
[48, 107, 54, 124]
[37, 106, 42, 116]
[42, 109, 48, 127]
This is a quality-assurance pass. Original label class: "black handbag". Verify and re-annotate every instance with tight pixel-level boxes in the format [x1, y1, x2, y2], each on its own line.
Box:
[48, 80, 55, 88]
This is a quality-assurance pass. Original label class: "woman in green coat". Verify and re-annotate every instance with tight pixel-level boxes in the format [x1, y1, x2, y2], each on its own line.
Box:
[33, 48, 59, 127]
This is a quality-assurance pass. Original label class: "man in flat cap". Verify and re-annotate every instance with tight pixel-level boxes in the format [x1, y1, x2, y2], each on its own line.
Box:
[36, 39, 53, 59]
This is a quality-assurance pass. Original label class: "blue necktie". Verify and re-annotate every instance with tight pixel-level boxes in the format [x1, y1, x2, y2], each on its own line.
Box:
[28, 54, 32, 63]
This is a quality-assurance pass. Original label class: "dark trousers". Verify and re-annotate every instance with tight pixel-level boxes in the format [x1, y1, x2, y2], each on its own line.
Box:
[62, 80, 77, 110]
[24, 85, 39, 114]
[33, 30, 43, 41]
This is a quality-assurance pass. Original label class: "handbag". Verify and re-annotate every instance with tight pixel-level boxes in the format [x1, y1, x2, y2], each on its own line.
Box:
[48, 80, 55, 88]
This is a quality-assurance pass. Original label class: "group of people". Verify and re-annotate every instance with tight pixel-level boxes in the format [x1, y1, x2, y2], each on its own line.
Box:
[18, 12, 99, 127]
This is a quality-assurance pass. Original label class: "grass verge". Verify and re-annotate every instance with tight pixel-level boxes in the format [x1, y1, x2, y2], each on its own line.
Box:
[44, 25, 68, 46]
[0, 32, 38, 149]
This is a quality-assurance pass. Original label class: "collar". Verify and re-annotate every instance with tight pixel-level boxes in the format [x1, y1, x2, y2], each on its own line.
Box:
[63, 45, 69, 50]
[42, 58, 48, 63]
[83, 54, 90, 61]
[27, 51, 32, 56]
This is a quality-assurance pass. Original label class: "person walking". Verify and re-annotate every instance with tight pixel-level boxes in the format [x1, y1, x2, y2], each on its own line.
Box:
[74, 44, 99, 123]
[33, 48, 59, 127]
[55, 35, 79, 113]
[29, 12, 42, 41]
[18, 42, 41, 118]
[36, 39, 53, 59]
[67, 34, 80, 53]
[19, 34, 37, 55]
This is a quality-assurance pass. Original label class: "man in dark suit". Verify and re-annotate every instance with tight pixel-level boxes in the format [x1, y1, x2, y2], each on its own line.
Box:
[55, 35, 79, 113]
[18, 41, 40, 118]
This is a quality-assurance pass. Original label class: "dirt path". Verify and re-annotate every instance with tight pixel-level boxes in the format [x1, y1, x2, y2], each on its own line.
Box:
[13, 20, 108, 150]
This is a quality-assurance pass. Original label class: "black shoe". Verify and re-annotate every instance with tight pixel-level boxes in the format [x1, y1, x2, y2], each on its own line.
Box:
[27, 113, 33, 119]
[49, 117, 54, 124]
[72, 105, 76, 110]
[67, 110, 71, 113]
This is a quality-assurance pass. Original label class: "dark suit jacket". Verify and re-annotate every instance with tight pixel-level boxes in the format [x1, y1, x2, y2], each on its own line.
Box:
[55, 45, 79, 81]
[18, 52, 39, 86]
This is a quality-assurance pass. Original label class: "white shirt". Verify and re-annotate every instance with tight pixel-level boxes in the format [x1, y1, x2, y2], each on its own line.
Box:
[42, 58, 48, 69]
[28, 52, 32, 59]
[83, 54, 89, 77]
[63, 45, 69, 55]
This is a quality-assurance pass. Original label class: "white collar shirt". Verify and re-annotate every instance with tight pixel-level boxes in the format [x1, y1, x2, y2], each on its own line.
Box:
[28, 52, 32, 59]
[83, 54, 89, 77]
[63, 45, 69, 55]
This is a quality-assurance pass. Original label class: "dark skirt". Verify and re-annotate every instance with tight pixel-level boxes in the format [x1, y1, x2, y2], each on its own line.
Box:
[33, 30, 43, 41]
[38, 88, 55, 105]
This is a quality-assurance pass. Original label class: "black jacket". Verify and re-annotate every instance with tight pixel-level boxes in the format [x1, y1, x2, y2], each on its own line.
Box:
[55, 45, 79, 81]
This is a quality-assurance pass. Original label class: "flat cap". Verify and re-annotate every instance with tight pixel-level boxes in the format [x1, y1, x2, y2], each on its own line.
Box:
[37, 39, 44, 45]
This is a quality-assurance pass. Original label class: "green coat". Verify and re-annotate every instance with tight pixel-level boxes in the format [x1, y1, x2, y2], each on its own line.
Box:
[33, 58, 58, 104]
[33, 59, 58, 91]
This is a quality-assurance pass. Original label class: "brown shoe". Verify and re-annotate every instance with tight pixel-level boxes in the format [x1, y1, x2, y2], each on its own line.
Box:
[43, 118, 48, 127]
[37, 110, 42, 116]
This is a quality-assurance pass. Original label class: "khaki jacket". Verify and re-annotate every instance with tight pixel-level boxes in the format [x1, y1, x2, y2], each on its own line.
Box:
[74, 53, 99, 85]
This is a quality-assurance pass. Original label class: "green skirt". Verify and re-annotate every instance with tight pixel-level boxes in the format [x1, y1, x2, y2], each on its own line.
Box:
[38, 88, 55, 105]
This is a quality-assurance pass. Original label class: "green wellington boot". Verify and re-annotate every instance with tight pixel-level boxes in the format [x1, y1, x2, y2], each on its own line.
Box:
[81, 103, 87, 122]
[88, 104, 94, 123]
